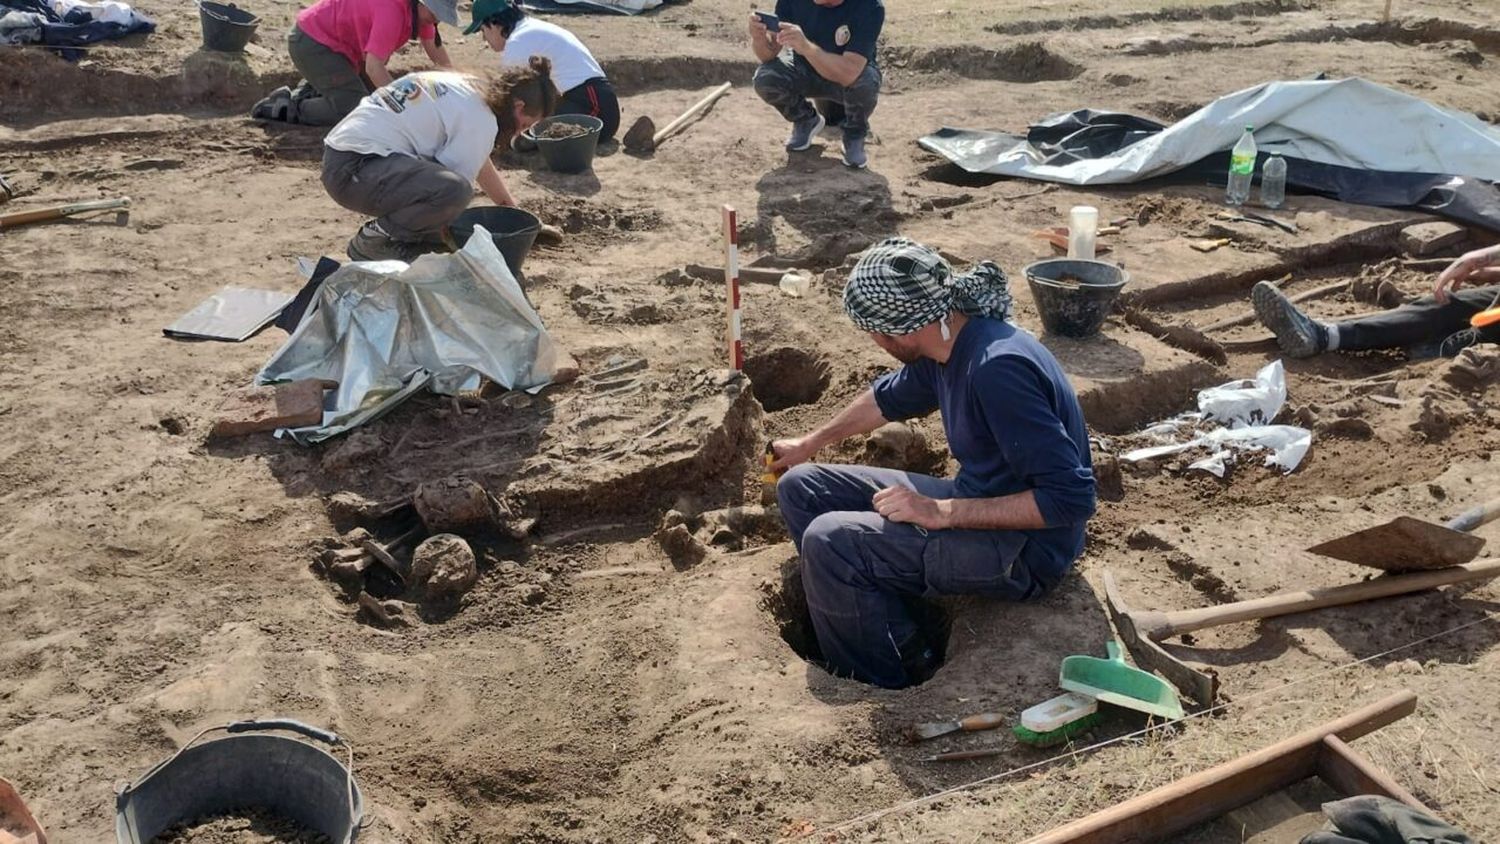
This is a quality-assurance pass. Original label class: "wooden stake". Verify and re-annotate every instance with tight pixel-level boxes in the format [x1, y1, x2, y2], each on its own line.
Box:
[1382, 0, 1393, 23]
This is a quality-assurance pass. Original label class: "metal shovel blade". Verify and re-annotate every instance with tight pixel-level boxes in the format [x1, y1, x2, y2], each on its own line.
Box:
[621, 116, 656, 153]
[1306, 516, 1486, 572]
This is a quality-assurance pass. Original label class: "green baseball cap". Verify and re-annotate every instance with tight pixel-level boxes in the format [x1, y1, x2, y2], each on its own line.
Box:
[463, 0, 510, 34]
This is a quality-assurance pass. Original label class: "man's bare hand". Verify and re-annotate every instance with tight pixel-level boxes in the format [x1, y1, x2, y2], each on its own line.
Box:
[775, 22, 811, 54]
[873, 486, 952, 530]
[1435, 244, 1500, 303]
[769, 437, 819, 473]
[747, 13, 768, 40]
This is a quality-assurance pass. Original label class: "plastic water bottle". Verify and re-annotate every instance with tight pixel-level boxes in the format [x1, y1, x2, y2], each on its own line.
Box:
[1260, 154, 1287, 209]
[1226, 125, 1256, 206]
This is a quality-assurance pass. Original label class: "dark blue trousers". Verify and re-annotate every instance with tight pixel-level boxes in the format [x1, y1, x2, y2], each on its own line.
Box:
[752, 55, 882, 139]
[776, 463, 1047, 688]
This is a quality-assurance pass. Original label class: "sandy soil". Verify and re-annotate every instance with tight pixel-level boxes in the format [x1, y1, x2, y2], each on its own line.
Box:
[3, 0, 1500, 841]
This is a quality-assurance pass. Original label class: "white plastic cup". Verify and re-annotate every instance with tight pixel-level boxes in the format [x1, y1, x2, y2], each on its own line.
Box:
[1068, 205, 1099, 260]
[778, 271, 810, 298]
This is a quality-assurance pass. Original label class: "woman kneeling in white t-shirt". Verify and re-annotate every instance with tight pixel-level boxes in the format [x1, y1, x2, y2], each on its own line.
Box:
[465, 0, 619, 143]
[321, 56, 558, 262]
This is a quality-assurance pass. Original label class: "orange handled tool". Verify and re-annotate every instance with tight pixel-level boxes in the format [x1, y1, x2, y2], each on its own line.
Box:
[1471, 306, 1500, 328]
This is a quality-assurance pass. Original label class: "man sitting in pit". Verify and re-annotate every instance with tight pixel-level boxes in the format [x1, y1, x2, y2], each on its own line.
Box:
[769, 237, 1097, 688]
[747, 0, 884, 170]
[1253, 243, 1500, 359]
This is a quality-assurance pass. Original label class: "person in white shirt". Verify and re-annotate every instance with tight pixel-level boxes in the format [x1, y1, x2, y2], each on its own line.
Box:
[465, 0, 619, 143]
[321, 56, 558, 262]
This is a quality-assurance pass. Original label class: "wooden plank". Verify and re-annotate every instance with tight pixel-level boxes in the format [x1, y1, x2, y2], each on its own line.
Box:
[1020, 691, 1417, 844]
[1317, 735, 1427, 811]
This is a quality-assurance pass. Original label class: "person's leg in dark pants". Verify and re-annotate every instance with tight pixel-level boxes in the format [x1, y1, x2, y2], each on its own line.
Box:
[285, 25, 371, 126]
[557, 77, 621, 143]
[1255, 281, 1500, 357]
[1334, 286, 1500, 353]
[777, 463, 1036, 688]
[753, 55, 819, 126]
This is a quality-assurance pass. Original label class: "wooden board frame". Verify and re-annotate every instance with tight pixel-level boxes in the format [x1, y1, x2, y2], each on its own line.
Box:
[1022, 691, 1432, 844]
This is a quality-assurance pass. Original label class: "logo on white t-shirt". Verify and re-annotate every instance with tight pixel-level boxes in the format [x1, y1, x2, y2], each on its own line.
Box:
[835, 24, 850, 46]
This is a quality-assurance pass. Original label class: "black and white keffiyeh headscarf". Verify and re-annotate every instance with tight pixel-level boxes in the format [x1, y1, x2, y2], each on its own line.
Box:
[842, 238, 1013, 336]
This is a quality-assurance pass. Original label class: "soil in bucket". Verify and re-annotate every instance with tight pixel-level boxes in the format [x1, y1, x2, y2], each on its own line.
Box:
[446, 206, 542, 276]
[1023, 258, 1127, 338]
[198, 1, 259, 52]
[535, 122, 589, 140]
[533, 115, 603, 174]
[151, 806, 331, 843]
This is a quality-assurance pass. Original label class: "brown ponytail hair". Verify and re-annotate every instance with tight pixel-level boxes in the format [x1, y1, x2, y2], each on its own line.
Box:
[486, 55, 559, 144]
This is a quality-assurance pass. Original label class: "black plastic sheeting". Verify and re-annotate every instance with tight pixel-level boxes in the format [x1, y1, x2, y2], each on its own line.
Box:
[921, 109, 1500, 234]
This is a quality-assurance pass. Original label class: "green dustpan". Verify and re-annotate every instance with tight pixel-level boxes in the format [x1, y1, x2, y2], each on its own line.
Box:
[1060, 640, 1185, 721]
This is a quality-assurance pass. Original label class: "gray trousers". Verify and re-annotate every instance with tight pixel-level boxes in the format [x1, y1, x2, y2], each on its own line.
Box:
[777, 463, 1046, 688]
[288, 24, 371, 126]
[752, 55, 881, 139]
[321, 147, 472, 241]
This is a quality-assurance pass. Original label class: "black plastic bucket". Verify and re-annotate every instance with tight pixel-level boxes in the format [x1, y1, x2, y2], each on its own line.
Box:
[446, 206, 542, 276]
[532, 114, 603, 174]
[1023, 258, 1129, 338]
[198, 0, 259, 52]
[115, 719, 363, 844]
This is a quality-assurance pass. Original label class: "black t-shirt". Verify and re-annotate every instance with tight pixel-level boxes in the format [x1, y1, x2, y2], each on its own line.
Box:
[774, 0, 884, 62]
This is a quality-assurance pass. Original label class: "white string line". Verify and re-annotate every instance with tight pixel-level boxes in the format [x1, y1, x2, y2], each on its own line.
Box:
[797, 608, 1500, 840]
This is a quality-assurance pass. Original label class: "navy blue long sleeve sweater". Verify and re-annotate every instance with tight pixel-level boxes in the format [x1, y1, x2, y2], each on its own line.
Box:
[871, 317, 1096, 580]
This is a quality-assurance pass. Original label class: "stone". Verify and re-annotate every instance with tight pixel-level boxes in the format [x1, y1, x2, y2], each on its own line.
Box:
[1443, 347, 1500, 392]
[414, 476, 495, 533]
[411, 534, 479, 598]
[211, 379, 333, 439]
[863, 422, 944, 474]
[1399, 221, 1468, 257]
[655, 524, 708, 570]
[1093, 453, 1125, 502]
[1317, 417, 1375, 440]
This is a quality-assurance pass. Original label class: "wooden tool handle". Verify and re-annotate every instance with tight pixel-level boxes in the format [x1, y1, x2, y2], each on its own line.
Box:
[1144, 558, 1500, 638]
[653, 82, 732, 145]
[1445, 498, 1500, 533]
[958, 712, 1007, 732]
[0, 196, 131, 229]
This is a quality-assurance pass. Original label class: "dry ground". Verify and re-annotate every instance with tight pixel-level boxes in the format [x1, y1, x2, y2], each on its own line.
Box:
[2, 0, 1500, 841]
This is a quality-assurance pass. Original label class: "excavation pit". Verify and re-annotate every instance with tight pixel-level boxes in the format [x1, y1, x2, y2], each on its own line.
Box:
[743, 348, 831, 412]
[759, 558, 952, 686]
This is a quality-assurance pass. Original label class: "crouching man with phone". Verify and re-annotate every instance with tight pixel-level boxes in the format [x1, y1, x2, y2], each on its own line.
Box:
[747, 0, 884, 169]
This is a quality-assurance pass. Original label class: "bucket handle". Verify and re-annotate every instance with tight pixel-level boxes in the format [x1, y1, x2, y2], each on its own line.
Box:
[118, 719, 360, 839]
[225, 718, 341, 745]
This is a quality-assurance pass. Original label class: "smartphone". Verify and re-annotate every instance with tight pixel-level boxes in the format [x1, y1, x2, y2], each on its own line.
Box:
[754, 10, 780, 31]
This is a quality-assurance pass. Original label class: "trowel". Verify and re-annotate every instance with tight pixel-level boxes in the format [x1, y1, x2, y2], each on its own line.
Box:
[1306, 498, 1500, 572]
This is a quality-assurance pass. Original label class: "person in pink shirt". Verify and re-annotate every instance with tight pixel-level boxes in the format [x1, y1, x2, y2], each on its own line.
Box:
[252, 0, 458, 126]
